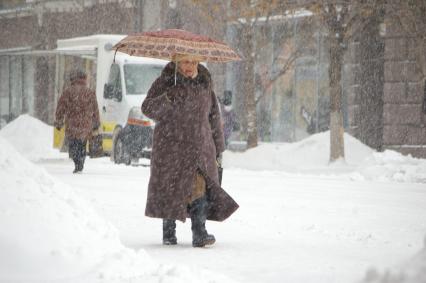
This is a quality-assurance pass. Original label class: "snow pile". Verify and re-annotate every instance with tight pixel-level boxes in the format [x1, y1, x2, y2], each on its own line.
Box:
[0, 136, 235, 283]
[224, 132, 373, 172]
[4, 114, 426, 183]
[353, 150, 426, 183]
[360, 237, 426, 283]
[224, 131, 426, 183]
[0, 136, 149, 281]
[0, 114, 64, 161]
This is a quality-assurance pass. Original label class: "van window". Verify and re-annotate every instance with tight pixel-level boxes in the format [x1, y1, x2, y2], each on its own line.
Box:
[107, 64, 121, 90]
[124, 64, 163, 95]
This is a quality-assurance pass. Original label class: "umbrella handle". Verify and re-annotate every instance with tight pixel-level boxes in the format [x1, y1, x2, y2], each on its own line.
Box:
[113, 48, 119, 63]
[174, 61, 177, 86]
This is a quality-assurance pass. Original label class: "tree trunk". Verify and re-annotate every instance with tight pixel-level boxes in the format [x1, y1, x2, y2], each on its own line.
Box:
[328, 36, 345, 162]
[242, 26, 258, 149]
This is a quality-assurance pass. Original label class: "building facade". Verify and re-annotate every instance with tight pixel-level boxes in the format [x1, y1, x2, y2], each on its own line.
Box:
[345, 4, 426, 158]
[0, 0, 224, 125]
[1, 1, 425, 157]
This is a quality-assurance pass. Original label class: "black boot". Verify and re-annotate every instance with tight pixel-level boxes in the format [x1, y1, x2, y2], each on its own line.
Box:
[72, 158, 79, 173]
[72, 157, 84, 173]
[77, 156, 85, 172]
[162, 219, 177, 245]
[70, 139, 85, 173]
[190, 195, 215, 247]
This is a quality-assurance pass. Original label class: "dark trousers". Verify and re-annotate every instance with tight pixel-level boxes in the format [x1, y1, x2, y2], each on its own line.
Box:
[68, 138, 87, 171]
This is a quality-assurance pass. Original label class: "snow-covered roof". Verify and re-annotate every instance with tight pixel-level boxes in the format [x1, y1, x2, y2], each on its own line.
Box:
[56, 34, 126, 50]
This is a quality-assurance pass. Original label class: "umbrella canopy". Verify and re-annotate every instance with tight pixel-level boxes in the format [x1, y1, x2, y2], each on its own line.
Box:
[113, 29, 241, 62]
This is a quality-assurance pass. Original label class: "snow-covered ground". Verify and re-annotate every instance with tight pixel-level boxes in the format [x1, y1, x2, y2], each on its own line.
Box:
[1, 114, 426, 283]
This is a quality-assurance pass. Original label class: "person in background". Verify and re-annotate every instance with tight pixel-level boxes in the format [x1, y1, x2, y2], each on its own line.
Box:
[54, 69, 100, 173]
[142, 55, 239, 248]
[220, 90, 237, 147]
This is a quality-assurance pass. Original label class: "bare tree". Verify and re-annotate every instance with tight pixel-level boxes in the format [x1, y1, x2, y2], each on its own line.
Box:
[190, 0, 310, 148]
[294, 0, 386, 162]
[193, 0, 416, 164]
[304, 0, 426, 162]
[192, 0, 361, 159]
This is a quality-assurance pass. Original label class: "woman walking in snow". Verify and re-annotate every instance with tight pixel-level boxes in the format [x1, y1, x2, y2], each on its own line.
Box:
[54, 69, 100, 173]
[142, 55, 238, 247]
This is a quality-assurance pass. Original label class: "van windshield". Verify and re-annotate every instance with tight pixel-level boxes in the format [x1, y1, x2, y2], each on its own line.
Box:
[124, 64, 163, 95]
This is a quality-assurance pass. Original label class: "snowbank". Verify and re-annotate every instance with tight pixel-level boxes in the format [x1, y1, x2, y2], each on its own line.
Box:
[4, 114, 426, 183]
[0, 136, 151, 282]
[224, 131, 426, 183]
[0, 136, 235, 283]
[0, 114, 65, 161]
[224, 132, 373, 172]
[360, 237, 426, 283]
[353, 150, 426, 183]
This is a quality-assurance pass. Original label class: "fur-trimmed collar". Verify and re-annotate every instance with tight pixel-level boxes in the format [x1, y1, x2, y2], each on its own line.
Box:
[161, 62, 211, 88]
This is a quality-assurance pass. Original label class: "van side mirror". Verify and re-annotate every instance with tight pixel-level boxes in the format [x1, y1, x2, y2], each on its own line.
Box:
[114, 88, 122, 102]
[104, 83, 122, 102]
[104, 83, 114, 99]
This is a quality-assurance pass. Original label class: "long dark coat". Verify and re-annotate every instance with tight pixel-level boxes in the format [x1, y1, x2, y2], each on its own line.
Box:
[142, 62, 239, 222]
[55, 80, 100, 141]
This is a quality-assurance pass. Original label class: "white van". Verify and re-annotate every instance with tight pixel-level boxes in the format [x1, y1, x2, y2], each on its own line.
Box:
[53, 34, 168, 164]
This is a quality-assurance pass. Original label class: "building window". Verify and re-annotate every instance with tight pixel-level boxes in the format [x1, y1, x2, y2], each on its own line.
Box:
[0, 0, 26, 10]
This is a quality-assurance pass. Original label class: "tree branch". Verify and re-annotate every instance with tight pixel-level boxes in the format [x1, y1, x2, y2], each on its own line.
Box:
[254, 50, 299, 105]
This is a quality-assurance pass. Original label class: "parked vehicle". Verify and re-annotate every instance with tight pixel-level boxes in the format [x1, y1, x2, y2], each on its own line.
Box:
[53, 34, 167, 164]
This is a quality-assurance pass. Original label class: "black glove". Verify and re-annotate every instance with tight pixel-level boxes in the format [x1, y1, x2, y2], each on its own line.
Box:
[92, 121, 101, 133]
[216, 154, 222, 167]
[54, 121, 62, 131]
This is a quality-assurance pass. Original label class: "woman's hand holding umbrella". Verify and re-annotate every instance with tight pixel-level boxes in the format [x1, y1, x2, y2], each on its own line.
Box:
[165, 84, 186, 103]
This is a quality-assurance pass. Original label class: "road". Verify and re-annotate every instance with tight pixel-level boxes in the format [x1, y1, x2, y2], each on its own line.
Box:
[41, 157, 426, 283]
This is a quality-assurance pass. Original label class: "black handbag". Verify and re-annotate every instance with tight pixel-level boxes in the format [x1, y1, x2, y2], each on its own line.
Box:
[89, 131, 103, 158]
[218, 165, 223, 185]
[217, 154, 223, 185]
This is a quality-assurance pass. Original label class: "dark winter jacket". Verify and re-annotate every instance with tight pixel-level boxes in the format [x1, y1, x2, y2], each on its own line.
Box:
[142, 62, 239, 222]
[55, 80, 100, 141]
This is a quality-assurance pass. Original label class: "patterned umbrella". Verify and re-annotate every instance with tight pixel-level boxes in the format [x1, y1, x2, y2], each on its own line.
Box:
[113, 29, 241, 62]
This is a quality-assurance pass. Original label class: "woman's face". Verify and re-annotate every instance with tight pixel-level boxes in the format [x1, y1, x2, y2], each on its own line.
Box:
[177, 59, 199, 78]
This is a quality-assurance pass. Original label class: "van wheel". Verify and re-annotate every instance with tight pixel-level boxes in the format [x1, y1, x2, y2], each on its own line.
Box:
[114, 136, 131, 165]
